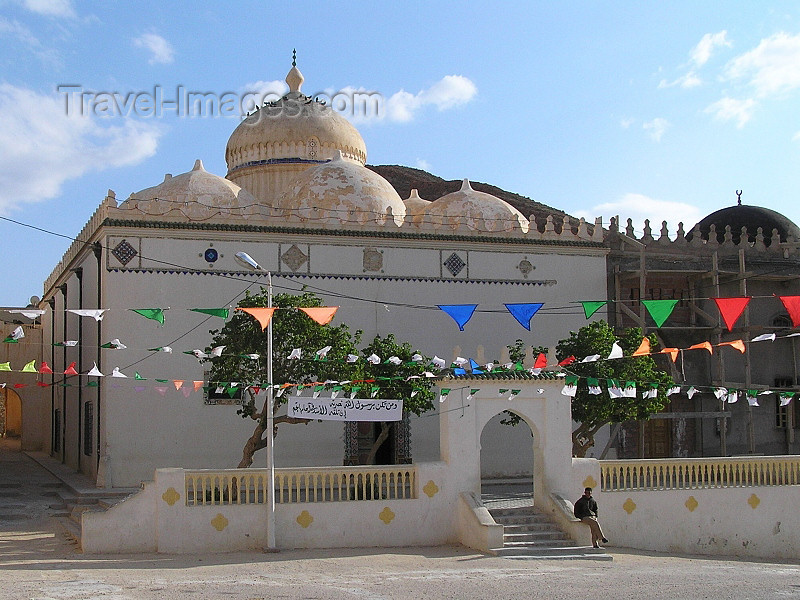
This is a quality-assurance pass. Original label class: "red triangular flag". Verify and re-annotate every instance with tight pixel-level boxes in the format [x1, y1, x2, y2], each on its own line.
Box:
[37, 381, 50, 387]
[558, 355, 576, 366]
[235, 307, 276, 330]
[299, 306, 338, 325]
[251, 386, 262, 395]
[64, 361, 78, 375]
[39, 361, 53, 374]
[778, 296, 800, 328]
[713, 297, 750, 331]
[534, 353, 547, 369]
[14, 383, 27, 388]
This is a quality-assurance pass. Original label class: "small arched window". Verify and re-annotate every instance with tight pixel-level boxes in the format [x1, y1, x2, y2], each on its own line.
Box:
[772, 314, 792, 329]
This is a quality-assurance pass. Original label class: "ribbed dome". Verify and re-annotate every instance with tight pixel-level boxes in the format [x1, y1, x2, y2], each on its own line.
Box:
[127, 160, 256, 208]
[688, 204, 800, 245]
[421, 179, 529, 233]
[279, 152, 406, 226]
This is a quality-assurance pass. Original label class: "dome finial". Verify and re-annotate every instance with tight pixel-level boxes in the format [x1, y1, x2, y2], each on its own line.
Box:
[736, 189, 743, 206]
[286, 49, 304, 93]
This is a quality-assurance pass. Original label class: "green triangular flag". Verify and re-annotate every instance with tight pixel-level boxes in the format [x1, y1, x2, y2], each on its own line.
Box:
[641, 299, 680, 328]
[581, 301, 607, 319]
[0, 362, 10, 371]
[190, 308, 230, 319]
[134, 372, 146, 380]
[21, 360, 37, 373]
[226, 386, 238, 398]
[2, 337, 18, 344]
[87, 381, 99, 387]
[130, 308, 165, 324]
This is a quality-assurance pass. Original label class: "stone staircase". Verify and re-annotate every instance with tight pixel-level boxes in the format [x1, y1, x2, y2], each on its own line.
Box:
[488, 505, 612, 561]
[52, 487, 133, 548]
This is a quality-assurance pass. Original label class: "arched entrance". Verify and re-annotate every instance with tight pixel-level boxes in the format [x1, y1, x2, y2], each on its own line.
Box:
[479, 409, 534, 504]
[1, 387, 22, 438]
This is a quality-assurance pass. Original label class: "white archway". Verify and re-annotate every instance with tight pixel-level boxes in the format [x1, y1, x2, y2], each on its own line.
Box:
[479, 408, 535, 503]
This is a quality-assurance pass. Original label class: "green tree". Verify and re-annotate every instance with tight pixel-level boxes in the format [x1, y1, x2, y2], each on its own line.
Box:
[205, 290, 434, 467]
[556, 320, 673, 457]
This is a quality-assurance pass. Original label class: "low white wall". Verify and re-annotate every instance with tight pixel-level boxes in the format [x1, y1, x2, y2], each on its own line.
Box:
[603, 486, 800, 559]
[82, 481, 157, 553]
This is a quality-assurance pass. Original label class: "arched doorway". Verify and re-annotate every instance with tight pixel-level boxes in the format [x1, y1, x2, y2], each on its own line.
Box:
[1, 387, 22, 438]
[479, 410, 534, 505]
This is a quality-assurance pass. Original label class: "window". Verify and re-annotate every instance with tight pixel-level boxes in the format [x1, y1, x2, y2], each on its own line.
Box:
[83, 401, 93, 456]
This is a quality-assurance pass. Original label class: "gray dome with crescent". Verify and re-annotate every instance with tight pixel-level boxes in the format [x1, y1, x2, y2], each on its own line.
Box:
[688, 204, 800, 246]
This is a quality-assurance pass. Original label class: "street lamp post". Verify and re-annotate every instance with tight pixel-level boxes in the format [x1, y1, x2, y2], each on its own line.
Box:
[234, 252, 276, 551]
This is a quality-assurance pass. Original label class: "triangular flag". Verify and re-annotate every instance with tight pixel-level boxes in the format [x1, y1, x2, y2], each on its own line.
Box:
[726, 389, 739, 404]
[87, 381, 99, 387]
[173, 380, 184, 391]
[68, 309, 106, 321]
[778, 296, 800, 328]
[714, 387, 728, 400]
[210, 346, 225, 357]
[581, 354, 601, 363]
[287, 348, 302, 360]
[367, 354, 381, 365]
[466, 388, 480, 401]
[134, 372, 146, 380]
[751, 333, 776, 343]
[608, 342, 624, 360]
[718, 339, 745, 353]
[21, 360, 37, 373]
[87, 362, 104, 376]
[7, 309, 45, 319]
[641, 299, 679, 328]
[64, 362, 78, 376]
[111, 367, 127, 378]
[632, 338, 651, 356]
[0, 362, 11, 371]
[236, 307, 276, 330]
[148, 346, 173, 353]
[155, 386, 168, 396]
[469, 359, 483, 374]
[386, 356, 402, 366]
[299, 306, 338, 325]
[316, 346, 332, 360]
[561, 376, 579, 397]
[687, 386, 697, 399]
[182, 387, 192, 398]
[437, 304, 478, 331]
[508, 389, 521, 401]
[3, 325, 25, 343]
[713, 297, 750, 331]
[660, 348, 679, 362]
[558, 355, 576, 366]
[688, 341, 713, 354]
[581, 301, 607, 319]
[37, 382, 49, 388]
[779, 392, 794, 406]
[534, 353, 547, 370]
[100, 338, 127, 349]
[746, 390, 759, 406]
[622, 381, 637, 398]
[193, 381, 204, 392]
[643, 383, 659, 399]
[39, 361, 53, 374]
[190, 308, 230, 319]
[587, 378, 602, 395]
[667, 386, 681, 396]
[607, 379, 623, 398]
[439, 388, 451, 403]
[431, 356, 446, 369]
[131, 308, 165, 324]
[503, 303, 543, 331]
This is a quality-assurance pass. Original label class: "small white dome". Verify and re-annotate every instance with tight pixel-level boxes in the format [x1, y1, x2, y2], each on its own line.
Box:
[279, 152, 406, 226]
[404, 189, 431, 225]
[421, 179, 529, 233]
[128, 160, 256, 208]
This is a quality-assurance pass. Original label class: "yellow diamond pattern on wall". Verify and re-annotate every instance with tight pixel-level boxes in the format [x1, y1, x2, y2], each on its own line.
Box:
[161, 487, 180, 506]
[423, 480, 439, 498]
[748, 494, 761, 509]
[211, 513, 229, 531]
[685, 496, 699, 512]
[296, 510, 313, 528]
[623, 498, 637, 514]
[583, 475, 597, 489]
[379, 506, 395, 524]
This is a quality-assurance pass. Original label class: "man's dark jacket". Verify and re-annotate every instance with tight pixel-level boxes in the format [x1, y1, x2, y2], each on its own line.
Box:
[574, 495, 598, 519]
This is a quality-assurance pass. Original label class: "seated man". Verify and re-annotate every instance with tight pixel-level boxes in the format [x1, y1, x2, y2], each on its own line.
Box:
[574, 487, 608, 548]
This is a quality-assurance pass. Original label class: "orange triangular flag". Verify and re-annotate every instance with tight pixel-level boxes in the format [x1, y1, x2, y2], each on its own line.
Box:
[193, 380, 204, 392]
[173, 380, 184, 391]
[659, 348, 679, 362]
[718, 339, 746, 353]
[299, 306, 338, 325]
[236, 307, 276, 330]
[688, 341, 713, 354]
[632, 338, 651, 356]
[39, 361, 53, 374]
[713, 297, 750, 331]
[534, 353, 547, 369]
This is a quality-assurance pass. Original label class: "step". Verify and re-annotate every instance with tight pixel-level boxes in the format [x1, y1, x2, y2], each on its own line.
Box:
[492, 545, 612, 560]
[504, 531, 570, 542]
[500, 522, 559, 532]
[56, 516, 82, 549]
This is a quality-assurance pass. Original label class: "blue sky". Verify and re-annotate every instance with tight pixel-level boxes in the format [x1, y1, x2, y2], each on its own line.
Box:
[1, 1, 799, 307]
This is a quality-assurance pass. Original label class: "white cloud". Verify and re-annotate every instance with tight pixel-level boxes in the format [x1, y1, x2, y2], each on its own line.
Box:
[21, 0, 75, 18]
[658, 72, 702, 89]
[723, 32, 800, 98]
[239, 79, 288, 113]
[704, 97, 757, 128]
[0, 84, 161, 213]
[690, 31, 731, 67]
[384, 75, 477, 123]
[575, 193, 704, 237]
[643, 117, 669, 142]
[0, 16, 60, 65]
[620, 117, 635, 129]
[133, 33, 175, 65]
[415, 158, 431, 171]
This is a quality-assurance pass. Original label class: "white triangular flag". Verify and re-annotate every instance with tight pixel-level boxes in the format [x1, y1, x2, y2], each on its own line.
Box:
[111, 367, 127, 378]
[411, 353, 423, 362]
[191, 349, 208, 360]
[582, 354, 601, 363]
[210, 345, 225, 357]
[316, 346, 332, 359]
[453, 357, 468, 366]
[387, 356, 402, 365]
[245, 353, 259, 360]
[588, 382, 602, 395]
[714, 387, 728, 400]
[667, 386, 681, 396]
[87, 362, 104, 376]
[288, 348, 302, 360]
[746, 392, 759, 407]
[8, 309, 45, 319]
[67, 309, 106, 321]
[687, 386, 697, 399]
[607, 342, 623, 359]
[727, 390, 739, 404]
[367, 353, 381, 365]
[346, 354, 359, 363]
[431, 356, 446, 369]
[750, 333, 776, 343]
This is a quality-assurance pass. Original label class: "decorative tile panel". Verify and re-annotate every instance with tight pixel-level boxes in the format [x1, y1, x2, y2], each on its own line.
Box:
[443, 252, 466, 276]
[281, 245, 308, 272]
[111, 239, 138, 266]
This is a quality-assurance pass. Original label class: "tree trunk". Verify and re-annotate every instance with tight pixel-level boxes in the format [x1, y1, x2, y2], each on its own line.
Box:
[238, 421, 267, 468]
[365, 421, 391, 465]
[572, 422, 604, 458]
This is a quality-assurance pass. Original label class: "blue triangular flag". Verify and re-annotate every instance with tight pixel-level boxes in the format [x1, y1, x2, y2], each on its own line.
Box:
[453, 367, 467, 375]
[504, 303, 544, 331]
[438, 304, 478, 331]
[469, 359, 484, 374]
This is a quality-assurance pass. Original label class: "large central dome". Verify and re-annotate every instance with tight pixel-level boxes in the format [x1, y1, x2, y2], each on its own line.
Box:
[225, 61, 367, 204]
